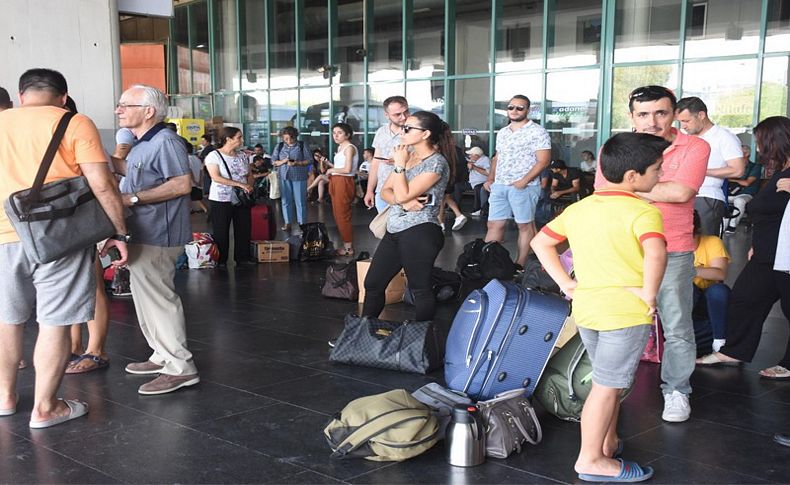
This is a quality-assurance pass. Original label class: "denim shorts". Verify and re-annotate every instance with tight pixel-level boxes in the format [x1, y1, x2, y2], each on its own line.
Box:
[0, 242, 96, 326]
[488, 183, 540, 223]
[578, 325, 651, 389]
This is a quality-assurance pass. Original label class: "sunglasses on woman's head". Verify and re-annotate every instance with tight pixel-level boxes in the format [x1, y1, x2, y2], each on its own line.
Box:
[506, 105, 527, 112]
[402, 124, 428, 134]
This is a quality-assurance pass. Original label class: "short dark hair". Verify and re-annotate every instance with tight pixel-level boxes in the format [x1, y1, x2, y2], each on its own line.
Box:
[510, 95, 531, 109]
[331, 122, 353, 139]
[363, 147, 375, 156]
[280, 126, 298, 138]
[201, 134, 212, 142]
[600, 132, 670, 183]
[628, 85, 677, 113]
[0, 87, 12, 109]
[581, 150, 595, 159]
[254, 143, 263, 149]
[383, 96, 408, 110]
[550, 159, 567, 170]
[676, 96, 708, 115]
[166, 122, 178, 132]
[217, 126, 242, 148]
[19, 68, 68, 96]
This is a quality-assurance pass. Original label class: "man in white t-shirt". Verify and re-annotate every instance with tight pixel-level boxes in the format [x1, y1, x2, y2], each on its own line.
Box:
[676, 97, 745, 235]
[466, 146, 491, 216]
[365, 96, 409, 213]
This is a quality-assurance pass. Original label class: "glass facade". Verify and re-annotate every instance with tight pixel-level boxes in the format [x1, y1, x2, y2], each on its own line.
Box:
[169, 0, 790, 164]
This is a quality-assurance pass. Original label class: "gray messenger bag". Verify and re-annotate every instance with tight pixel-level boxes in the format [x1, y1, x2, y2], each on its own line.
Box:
[4, 111, 115, 264]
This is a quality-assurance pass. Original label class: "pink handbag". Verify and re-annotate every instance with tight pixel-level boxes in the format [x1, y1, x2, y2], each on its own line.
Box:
[641, 315, 664, 363]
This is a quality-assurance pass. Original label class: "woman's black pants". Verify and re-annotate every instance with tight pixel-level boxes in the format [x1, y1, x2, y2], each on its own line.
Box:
[210, 201, 252, 264]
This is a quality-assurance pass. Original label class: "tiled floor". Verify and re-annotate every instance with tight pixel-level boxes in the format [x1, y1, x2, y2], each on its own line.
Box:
[2, 200, 789, 484]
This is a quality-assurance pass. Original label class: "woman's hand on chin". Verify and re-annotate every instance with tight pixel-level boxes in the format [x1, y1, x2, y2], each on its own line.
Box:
[392, 145, 409, 166]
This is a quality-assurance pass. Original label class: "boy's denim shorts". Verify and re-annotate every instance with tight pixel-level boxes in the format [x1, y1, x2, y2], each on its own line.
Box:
[578, 325, 652, 389]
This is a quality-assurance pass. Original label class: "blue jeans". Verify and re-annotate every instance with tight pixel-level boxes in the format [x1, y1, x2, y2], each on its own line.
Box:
[693, 283, 730, 339]
[657, 251, 696, 395]
[280, 178, 307, 225]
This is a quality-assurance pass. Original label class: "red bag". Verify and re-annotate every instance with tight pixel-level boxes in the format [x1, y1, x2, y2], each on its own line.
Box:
[641, 315, 664, 363]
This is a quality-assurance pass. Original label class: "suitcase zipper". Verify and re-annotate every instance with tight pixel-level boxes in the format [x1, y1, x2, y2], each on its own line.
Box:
[463, 284, 511, 394]
[479, 285, 526, 394]
[463, 289, 490, 368]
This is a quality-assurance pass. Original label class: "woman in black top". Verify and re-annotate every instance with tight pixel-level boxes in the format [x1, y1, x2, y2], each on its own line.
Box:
[697, 116, 790, 378]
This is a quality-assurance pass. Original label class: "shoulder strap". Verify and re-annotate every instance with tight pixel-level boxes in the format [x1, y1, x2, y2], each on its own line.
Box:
[29, 111, 76, 202]
[331, 408, 430, 458]
[216, 152, 233, 179]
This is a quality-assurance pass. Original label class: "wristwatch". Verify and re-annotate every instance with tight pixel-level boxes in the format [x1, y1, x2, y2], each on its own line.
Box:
[393, 165, 406, 174]
[129, 193, 140, 205]
[110, 233, 132, 243]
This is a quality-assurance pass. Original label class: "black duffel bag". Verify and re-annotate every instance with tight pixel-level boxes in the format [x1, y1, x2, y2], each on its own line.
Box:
[455, 239, 516, 281]
[300, 222, 331, 261]
[329, 314, 444, 374]
[520, 255, 561, 294]
[404, 267, 463, 306]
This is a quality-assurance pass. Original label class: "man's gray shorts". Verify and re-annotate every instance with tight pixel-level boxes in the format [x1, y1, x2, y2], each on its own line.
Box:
[0, 242, 96, 326]
[578, 325, 651, 389]
[694, 196, 726, 235]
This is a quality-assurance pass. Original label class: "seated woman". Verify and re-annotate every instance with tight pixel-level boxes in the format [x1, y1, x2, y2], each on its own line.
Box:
[307, 148, 331, 204]
[697, 116, 790, 380]
[692, 210, 731, 353]
[361, 111, 453, 322]
[250, 155, 271, 200]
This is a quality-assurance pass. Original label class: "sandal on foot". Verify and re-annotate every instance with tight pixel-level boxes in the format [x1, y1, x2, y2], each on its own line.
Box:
[760, 365, 790, 380]
[65, 354, 110, 375]
[0, 393, 19, 417]
[696, 353, 741, 367]
[578, 459, 654, 483]
[336, 248, 354, 256]
[29, 399, 89, 429]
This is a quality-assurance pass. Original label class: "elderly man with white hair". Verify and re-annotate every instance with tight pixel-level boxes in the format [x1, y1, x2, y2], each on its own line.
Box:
[111, 84, 199, 395]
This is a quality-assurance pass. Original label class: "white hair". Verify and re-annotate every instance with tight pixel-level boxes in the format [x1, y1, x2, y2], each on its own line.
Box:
[129, 84, 168, 122]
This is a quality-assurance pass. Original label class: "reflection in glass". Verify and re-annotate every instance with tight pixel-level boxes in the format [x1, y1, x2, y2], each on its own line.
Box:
[240, 0, 267, 91]
[270, 0, 297, 89]
[455, 1, 491, 75]
[450, 78, 491, 134]
[214, 0, 239, 92]
[302, 0, 330, 87]
[336, 0, 365, 84]
[243, 91, 269, 147]
[300, 87, 333, 136]
[194, 96, 212, 120]
[610, 64, 678, 133]
[407, 0, 445, 79]
[191, 3, 210, 93]
[333, 85, 370, 134]
[494, 73, 542, 129]
[614, 0, 681, 62]
[684, 1, 760, 58]
[766, 0, 790, 53]
[406, 81, 445, 121]
[682, 59, 757, 133]
[496, 0, 543, 73]
[545, 70, 599, 166]
[369, 0, 403, 81]
[547, 1, 601, 68]
[214, 95, 239, 124]
[174, 6, 190, 94]
[760, 57, 790, 119]
[456, 133, 490, 159]
[368, 84, 410, 135]
[267, 89, 299, 148]
[173, 97, 194, 118]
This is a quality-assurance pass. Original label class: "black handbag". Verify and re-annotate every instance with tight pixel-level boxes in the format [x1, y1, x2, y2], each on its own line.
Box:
[300, 222, 331, 261]
[4, 112, 115, 264]
[218, 152, 254, 207]
[329, 314, 445, 374]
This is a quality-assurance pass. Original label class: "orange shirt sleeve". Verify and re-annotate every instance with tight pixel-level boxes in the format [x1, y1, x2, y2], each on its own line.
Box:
[68, 114, 109, 165]
[671, 137, 709, 193]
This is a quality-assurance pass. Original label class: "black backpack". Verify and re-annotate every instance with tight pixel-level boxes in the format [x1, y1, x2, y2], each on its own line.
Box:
[520, 255, 561, 295]
[299, 222, 331, 261]
[455, 239, 516, 281]
[403, 267, 463, 306]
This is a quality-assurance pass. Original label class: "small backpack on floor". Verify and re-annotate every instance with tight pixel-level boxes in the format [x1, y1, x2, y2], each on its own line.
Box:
[299, 222, 331, 261]
[455, 239, 516, 281]
[403, 267, 463, 306]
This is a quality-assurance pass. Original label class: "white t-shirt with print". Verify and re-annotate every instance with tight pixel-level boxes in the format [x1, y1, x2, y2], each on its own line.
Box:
[205, 150, 250, 202]
[698, 124, 742, 202]
[494, 121, 552, 186]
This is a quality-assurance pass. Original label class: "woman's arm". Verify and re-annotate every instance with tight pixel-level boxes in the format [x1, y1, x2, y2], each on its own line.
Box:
[329, 146, 355, 175]
[206, 164, 246, 189]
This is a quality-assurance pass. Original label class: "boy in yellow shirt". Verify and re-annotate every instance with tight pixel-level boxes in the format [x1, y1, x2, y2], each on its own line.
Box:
[531, 132, 669, 483]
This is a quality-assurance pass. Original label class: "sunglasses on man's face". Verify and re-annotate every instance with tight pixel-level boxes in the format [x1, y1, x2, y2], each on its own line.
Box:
[506, 105, 527, 112]
[402, 125, 428, 134]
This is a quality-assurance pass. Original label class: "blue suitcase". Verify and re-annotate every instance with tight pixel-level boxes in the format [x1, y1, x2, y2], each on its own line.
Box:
[444, 279, 570, 400]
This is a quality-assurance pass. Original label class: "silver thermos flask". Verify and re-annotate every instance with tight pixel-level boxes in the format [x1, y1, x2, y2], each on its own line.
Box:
[445, 404, 486, 467]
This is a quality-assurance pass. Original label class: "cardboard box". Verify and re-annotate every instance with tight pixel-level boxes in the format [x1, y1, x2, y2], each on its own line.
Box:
[356, 259, 407, 304]
[251, 240, 289, 263]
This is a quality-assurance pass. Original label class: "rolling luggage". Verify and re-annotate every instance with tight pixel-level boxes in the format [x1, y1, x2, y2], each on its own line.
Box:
[444, 279, 570, 400]
[251, 204, 277, 241]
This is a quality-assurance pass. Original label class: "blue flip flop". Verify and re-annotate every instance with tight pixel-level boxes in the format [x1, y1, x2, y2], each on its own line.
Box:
[578, 459, 654, 483]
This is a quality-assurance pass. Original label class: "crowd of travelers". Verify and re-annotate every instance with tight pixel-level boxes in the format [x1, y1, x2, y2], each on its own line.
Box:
[0, 68, 787, 483]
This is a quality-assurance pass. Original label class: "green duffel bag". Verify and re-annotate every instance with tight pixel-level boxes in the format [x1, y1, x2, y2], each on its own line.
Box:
[324, 389, 439, 462]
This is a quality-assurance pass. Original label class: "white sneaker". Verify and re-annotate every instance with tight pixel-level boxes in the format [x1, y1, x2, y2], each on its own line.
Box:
[470, 210, 482, 217]
[440, 223, 446, 231]
[452, 215, 468, 231]
[662, 391, 691, 422]
[712, 339, 726, 352]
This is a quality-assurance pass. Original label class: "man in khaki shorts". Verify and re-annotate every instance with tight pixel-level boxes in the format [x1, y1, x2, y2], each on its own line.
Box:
[0, 69, 128, 428]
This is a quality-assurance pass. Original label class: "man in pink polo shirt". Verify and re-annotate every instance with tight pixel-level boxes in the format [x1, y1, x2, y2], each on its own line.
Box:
[595, 85, 709, 423]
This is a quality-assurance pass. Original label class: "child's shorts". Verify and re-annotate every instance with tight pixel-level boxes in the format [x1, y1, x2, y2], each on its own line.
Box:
[578, 325, 651, 389]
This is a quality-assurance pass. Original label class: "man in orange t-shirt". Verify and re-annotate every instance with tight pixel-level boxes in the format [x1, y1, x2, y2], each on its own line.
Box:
[0, 69, 128, 429]
[595, 85, 709, 424]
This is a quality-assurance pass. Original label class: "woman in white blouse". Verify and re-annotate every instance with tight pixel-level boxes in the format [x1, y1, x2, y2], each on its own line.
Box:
[327, 122, 358, 256]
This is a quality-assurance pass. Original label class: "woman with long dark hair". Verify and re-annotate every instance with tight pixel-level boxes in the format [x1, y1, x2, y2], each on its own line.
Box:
[307, 148, 330, 204]
[697, 116, 790, 378]
[204, 126, 255, 267]
[362, 111, 455, 321]
[327, 122, 358, 256]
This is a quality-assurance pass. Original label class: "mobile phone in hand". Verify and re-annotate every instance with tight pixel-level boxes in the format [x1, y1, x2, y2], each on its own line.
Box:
[108, 247, 122, 261]
[421, 193, 435, 206]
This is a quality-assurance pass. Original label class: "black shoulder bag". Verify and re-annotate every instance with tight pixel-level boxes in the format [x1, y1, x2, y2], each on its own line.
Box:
[217, 152, 254, 207]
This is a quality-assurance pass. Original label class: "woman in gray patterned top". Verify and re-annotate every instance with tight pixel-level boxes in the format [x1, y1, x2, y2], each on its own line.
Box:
[361, 111, 455, 321]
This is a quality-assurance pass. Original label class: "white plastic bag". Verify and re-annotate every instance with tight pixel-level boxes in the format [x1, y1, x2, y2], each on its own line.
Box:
[185, 241, 217, 269]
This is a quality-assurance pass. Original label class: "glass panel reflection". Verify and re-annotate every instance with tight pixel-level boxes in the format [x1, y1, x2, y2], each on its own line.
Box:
[302, 0, 330, 87]
[547, 0, 602, 68]
[214, 94, 240, 124]
[239, 0, 267, 91]
[450, 78, 491, 136]
[494, 73, 542, 130]
[191, 3, 210, 93]
[760, 56, 790, 119]
[173, 97, 194, 118]
[682, 59, 757, 135]
[270, 0, 297, 89]
[267, 89, 299, 148]
[336, 0, 365, 84]
[174, 6, 190, 94]
[614, 0, 681, 62]
[369, 0, 403, 81]
[611, 64, 679, 133]
[243, 91, 269, 147]
[215, 0, 239, 92]
[496, 0, 543, 73]
[455, 1, 491, 75]
[406, 81, 445, 121]
[684, 0, 761, 58]
[545, 70, 599, 166]
[766, 0, 790, 53]
[407, 0, 445, 79]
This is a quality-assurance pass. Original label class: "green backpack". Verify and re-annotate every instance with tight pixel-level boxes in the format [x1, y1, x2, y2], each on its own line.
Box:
[324, 389, 439, 462]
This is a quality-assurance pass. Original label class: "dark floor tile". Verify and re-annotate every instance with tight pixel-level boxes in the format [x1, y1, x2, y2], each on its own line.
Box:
[194, 348, 327, 390]
[274, 470, 348, 484]
[0, 438, 119, 484]
[230, 306, 348, 343]
[193, 403, 389, 481]
[199, 327, 331, 365]
[691, 390, 790, 435]
[251, 373, 390, 415]
[646, 455, 771, 484]
[627, 418, 790, 482]
[48, 421, 304, 484]
[304, 360, 442, 392]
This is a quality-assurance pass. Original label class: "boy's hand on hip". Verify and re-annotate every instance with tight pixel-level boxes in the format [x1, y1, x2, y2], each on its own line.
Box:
[560, 280, 577, 299]
[627, 287, 657, 315]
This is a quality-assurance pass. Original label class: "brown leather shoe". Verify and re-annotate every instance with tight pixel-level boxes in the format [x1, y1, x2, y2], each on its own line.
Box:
[138, 374, 200, 395]
[125, 361, 164, 375]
